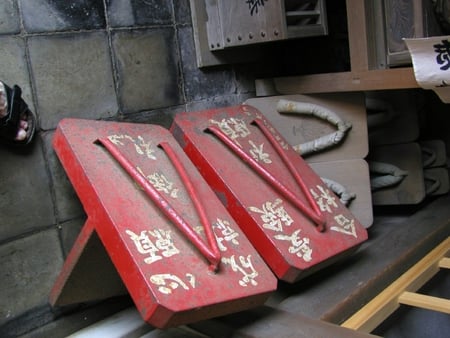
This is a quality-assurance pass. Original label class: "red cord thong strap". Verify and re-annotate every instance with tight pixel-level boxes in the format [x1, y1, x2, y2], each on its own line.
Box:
[206, 119, 326, 232]
[97, 137, 221, 272]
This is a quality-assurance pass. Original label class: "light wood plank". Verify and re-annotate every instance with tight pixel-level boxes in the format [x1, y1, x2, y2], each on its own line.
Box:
[398, 291, 450, 314]
[439, 257, 450, 269]
[341, 237, 450, 333]
[272, 68, 419, 94]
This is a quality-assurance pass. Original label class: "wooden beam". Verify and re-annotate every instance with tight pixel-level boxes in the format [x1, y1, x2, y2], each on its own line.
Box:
[439, 257, 450, 269]
[272, 68, 419, 94]
[346, 0, 369, 71]
[398, 291, 450, 314]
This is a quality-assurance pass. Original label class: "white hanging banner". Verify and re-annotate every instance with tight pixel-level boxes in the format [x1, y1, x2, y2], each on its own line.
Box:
[405, 36, 450, 103]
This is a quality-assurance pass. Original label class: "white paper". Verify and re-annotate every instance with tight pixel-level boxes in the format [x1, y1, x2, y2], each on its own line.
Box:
[405, 36, 450, 103]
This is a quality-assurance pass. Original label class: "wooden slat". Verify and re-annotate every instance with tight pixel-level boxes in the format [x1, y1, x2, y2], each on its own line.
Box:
[272, 68, 418, 94]
[439, 257, 450, 269]
[341, 237, 450, 333]
[189, 0, 262, 68]
[398, 291, 450, 314]
[258, 1, 421, 94]
[346, 0, 369, 72]
[285, 10, 320, 19]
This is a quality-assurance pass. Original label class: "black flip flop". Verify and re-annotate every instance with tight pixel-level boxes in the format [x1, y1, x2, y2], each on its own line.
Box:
[0, 83, 37, 146]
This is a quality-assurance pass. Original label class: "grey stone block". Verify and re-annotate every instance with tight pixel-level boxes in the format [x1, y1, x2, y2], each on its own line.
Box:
[0, 137, 55, 240]
[177, 26, 236, 101]
[0, 0, 20, 34]
[0, 36, 35, 112]
[0, 228, 64, 326]
[20, 0, 106, 33]
[112, 28, 182, 114]
[42, 131, 84, 223]
[28, 32, 118, 130]
[107, 0, 173, 27]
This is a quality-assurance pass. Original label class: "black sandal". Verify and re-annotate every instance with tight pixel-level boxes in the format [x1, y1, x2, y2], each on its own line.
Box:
[0, 83, 37, 146]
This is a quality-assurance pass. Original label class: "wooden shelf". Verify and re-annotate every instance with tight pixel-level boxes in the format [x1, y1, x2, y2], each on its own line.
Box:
[257, 0, 420, 94]
[342, 236, 450, 333]
[271, 67, 418, 94]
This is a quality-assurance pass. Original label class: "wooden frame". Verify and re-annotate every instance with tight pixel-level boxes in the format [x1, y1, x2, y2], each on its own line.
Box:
[190, 0, 328, 68]
[258, 0, 419, 94]
[341, 237, 450, 333]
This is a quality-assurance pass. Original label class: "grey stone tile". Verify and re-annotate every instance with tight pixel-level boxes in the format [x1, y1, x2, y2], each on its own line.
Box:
[185, 93, 252, 112]
[0, 0, 20, 34]
[0, 137, 55, 240]
[19, 0, 106, 33]
[60, 217, 85, 257]
[177, 25, 236, 102]
[233, 64, 258, 94]
[0, 36, 35, 112]
[0, 228, 63, 326]
[120, 104, 186, 129]
[107, 0, 173, 27]
[42, 131, 84, 222]
[173, 0, 191, 25]
[28, 32, 118, 130]
[112, 28, 182, 114]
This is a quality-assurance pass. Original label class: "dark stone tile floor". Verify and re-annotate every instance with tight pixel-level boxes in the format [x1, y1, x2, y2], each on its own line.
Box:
[0, 0, 259, 335]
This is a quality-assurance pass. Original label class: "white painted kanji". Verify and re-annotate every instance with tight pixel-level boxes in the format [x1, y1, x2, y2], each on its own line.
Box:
[214, 218, 240, 252]
[248, 140, 272, 163]
[274, 229, 312, 262]
[126, 229, 179, 264]
[107, 134, 156, 159]
[222, 255, 259, 287]
[137, 167, 179, 198]
[249, 198, 293, 232]
[310, 184, 338, 213]
[149, 273, 196, 295]
[210, 118, 251, 146]
[331, 214, 357, 238]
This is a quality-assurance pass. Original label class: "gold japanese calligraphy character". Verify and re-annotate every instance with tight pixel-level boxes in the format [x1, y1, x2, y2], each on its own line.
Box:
[150, 273, 196, 295]
[107, 134, 156, 159]
[274, 229, 313, 262]
[248, 140, 272, 163]
[137, 167, 179, 198]
[126, 229, 179, 264]
[210, 118, 250, 146]
[249, 198, 293, 232]
[331, 214, 357, 238]
[214, 218, 240, 251]
[310, 185, 338, 213]
[222, 255, 258, 287]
